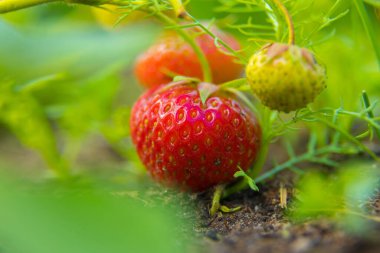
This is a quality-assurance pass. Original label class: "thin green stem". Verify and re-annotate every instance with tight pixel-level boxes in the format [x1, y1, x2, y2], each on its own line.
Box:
[354, 0, 380, 69]
[272, 0, 295, 44]
[251, 142, 269, 177]
[317, 117, 379, 161]
[0, 0, 125, 14]
[223, 151, 311, 198]
[362, 90, 380, 140]
[255, 154, 309, 183]
[154, 11, 212, 83]
[255, 145, 336, 183]
[222, 176, 248, 198]
[210, 184, 225, 216]
[223, 142, 360, 198]
[0, 0, 58, 13]
[185, 13, 248, 64]
[249, 109, 277, 178]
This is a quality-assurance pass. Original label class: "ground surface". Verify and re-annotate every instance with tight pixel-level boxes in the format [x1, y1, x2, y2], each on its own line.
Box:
[195, 177, 380, 253]
[1, 134, 380, 253]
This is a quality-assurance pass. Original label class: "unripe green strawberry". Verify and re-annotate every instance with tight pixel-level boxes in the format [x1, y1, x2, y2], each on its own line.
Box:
[130, 82, 261, 192]
[246, 43, 326, 113]
[134, 27, 243, 88]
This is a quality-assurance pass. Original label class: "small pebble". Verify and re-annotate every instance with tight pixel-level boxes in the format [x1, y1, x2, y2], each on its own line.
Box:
[205, 230, 220, 241]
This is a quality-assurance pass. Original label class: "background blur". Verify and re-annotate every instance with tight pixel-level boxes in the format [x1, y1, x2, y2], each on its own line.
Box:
[0, 0, 379, 252]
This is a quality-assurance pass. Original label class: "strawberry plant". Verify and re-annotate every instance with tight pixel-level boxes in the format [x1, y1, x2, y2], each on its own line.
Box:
[0, 0, 380, 252]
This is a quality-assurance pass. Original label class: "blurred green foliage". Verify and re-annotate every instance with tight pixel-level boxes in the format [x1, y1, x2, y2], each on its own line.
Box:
[0, 6, 158, 173]
[290, 161, 380, 233]
[0, 80, 68, 177]
[0, 169, 189, 253]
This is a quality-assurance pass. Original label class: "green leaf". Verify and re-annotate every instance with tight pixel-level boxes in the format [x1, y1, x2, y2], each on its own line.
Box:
[173, 75, 201, 83]
[234, 167, 259, 191]
[262, 0, 282, 41]
[220, 205, 242, 213]
[364, 0, 380, 7]
[0, 80, 68, 177]
[58, 70, 121, 138]
[220, 78, 249, 90]
[353, 1, 379, 68]
[15, 73, 66, 92]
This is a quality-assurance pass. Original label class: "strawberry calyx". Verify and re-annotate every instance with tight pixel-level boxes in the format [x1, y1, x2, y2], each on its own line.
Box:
[173, 75, 201, 83]
[154, 77, 258, 116]
[153, 77, 222, 107]
[197, 82, 220, 106]
[260, 43, 320, 70]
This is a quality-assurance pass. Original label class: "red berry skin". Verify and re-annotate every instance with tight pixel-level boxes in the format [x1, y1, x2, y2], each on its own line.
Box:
[134, 28, 243, 88]
[130, 82, 261, 192]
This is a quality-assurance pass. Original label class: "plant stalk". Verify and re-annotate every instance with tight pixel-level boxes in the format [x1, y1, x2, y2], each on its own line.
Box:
[0, 0, 58, 13]
[185, 13, 248, 64]
[210, 184, 225, 216]
[362, 90, 380, 140]
[154, 11, 212, 83]
[272, 0, 295, 44]
[0, 0, 125, 14]
[354, 0, 380, 69]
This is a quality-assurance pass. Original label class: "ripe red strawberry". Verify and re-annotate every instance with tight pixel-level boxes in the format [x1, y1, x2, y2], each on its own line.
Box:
[134, 27, 243, 88]
[130, 82, 261, 192]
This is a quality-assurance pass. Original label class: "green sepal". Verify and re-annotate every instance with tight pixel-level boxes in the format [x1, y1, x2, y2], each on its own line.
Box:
[173, 75, 201, 83]
[220, 78, 249, 91]
[197, 82, 219, 106]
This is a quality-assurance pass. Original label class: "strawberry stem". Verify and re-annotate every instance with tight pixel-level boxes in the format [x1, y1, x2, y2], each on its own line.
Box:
[362, 90, 380, 140]
[183, 13, 249, 64]
[0, 0, 58, 13]
[0, 0, 127, 13]
[210, 184, 225, 216]
[154, 11, 213, 83]
[272, 0, 295, 45]
[354, 0, 380, 70]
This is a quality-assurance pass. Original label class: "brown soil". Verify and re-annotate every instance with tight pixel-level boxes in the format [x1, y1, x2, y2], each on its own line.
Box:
[194, 177, 380, 253]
